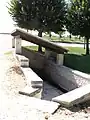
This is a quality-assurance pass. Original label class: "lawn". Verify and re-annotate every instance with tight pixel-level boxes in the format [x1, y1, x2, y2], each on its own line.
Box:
[24, 46, 85, 54]
[64, 47, 90, 73]
[43, 35, 84, 43]
[64, 53, 90, 74]
[65, 47, 85, 54]
[23, 46, 90, 73]
[24, 46, 45, 52]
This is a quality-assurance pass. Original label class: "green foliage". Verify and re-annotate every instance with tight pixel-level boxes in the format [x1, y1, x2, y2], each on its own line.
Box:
[66, 0, 90, 54]
[64, 54, 90, 73]
[64, 46, 90, 73]
[8, 0, 67, 33]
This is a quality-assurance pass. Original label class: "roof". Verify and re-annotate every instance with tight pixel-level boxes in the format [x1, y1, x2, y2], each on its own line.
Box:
[11, 29, 68, 54]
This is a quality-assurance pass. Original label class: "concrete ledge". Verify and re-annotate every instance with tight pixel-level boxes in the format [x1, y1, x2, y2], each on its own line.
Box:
[16, 54, 29, 67]
[21, 67, 43, 88]
[19, 86, 42, 98]
[72, 69, 90, 80]
[22, 48, 45, 70]
[44, 61, 90, 91]
[52, 84, 90, 107]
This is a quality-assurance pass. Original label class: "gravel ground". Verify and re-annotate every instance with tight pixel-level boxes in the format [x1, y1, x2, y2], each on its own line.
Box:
[0, 53, 90, 120]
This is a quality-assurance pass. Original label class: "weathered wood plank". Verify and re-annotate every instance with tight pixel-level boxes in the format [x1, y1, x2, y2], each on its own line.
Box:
[11, 29, 68, 54]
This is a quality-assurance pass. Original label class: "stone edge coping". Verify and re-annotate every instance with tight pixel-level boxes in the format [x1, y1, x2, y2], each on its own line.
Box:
[52, 84, 90, 107]
[47, 60, 90, 81]
[59, 65, 90, 80]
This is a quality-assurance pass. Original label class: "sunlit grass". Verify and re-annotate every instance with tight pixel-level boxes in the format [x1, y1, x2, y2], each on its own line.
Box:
[4, 51, 12, 55]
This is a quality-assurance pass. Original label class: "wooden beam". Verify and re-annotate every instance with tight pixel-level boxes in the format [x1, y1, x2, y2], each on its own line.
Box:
[11, 29, 68, 54]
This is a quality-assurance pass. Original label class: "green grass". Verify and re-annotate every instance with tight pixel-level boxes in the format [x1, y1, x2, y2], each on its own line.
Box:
[24, 46, 85, 54]
[43, 35, 84, 43]
[63, 47, 90, 73]
[64, 54, 90, 73]
[24, 46, 45, 52]
[65, 47, 85, 54]
[4, 51, 12, 55]
[23, 45, 90, 73]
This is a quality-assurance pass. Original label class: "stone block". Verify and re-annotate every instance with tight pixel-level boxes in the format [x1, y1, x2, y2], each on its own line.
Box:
[56, 54, 64, 65]
[19, 86, 42, 98]
[21, 67, 43, 88]
[52, 84, 90, 107]
[16, 54, 29, 67]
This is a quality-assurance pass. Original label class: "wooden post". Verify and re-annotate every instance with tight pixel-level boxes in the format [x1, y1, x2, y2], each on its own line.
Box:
[12, 37, 15, 48]
[15, 35, 22, 54]
[56, 54, 64, 65]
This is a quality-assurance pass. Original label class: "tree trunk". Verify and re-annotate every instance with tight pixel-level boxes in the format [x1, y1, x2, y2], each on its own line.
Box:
[38, 30, 42, 52]
[70, 34, 71, 39]
[86, 37, 89, 55]
[84, 38, 85, 49]
[49, 32, 51, 38]
[59, 34, 62, 38]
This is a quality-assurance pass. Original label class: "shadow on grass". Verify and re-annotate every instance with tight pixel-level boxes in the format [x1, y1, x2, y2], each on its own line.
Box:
[64, 53, 90, 74]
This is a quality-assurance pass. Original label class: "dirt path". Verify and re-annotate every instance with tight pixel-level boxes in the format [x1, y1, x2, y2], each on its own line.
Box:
[0, 54, 44, 120]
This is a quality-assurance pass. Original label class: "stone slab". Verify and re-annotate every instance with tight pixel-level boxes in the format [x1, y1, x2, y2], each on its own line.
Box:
[19, 96, 60, 114]
[31, 82, 43, 88]
[52, 84, 90, 107]
[19, 86, 41, 98]
[21, 67, 43, 88]
[16, 54, 29, 67]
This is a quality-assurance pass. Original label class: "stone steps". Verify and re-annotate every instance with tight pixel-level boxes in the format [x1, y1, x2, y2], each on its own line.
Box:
[16, 54, 43, 98]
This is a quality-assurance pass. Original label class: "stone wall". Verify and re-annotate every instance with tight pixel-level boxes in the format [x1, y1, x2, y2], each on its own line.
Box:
[22, 48, 45, 70]
[22, 48, 90, 91]
[43, 61, 90, 91]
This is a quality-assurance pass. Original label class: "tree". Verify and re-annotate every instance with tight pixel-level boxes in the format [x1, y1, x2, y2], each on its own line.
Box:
[8, 0, 67, 52]
[66, 0, 90, 55]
